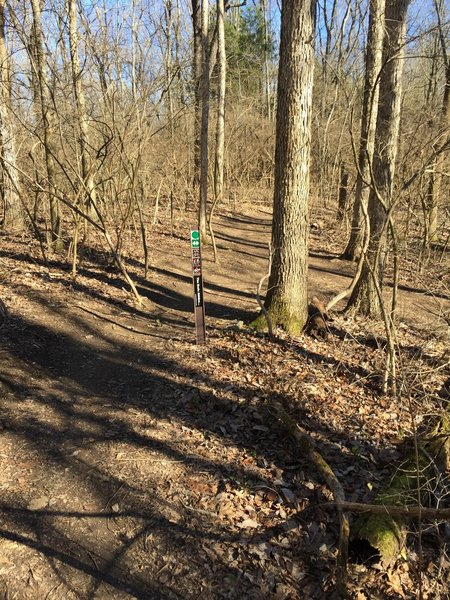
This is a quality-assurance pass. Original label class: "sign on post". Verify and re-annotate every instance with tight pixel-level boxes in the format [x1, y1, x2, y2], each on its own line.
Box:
[190, 229, 206, 344]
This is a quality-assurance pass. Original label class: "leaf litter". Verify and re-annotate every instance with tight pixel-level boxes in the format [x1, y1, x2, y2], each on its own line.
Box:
[0, 209, 448, 599]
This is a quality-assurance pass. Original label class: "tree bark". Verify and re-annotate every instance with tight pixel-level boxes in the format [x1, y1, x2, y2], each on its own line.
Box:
[342, 0, 385, 260]
[260, 0, 272, 119]
[347, 0, 409, 318]
[261, 0, 316, 334]
[214, 0, 226, 203]
[337, 163, 349, 222]
[426, 0, 449, 245]
[30, 0, 61, 248]
[163, 0, 174, 126]
[191, 0, 202, 189]
[199, 0, 210, 242]
[0, 0, 23, 231]
[67, 0, 97, 221]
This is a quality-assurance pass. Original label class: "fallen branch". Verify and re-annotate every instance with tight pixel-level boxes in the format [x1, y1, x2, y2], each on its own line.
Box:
[328, 501, 450, 520]
[271, 400, 349, 598]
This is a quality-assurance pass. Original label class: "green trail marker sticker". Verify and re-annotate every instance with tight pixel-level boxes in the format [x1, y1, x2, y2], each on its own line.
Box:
[190, 229, 206, 344]
[191, 230, 200, 247]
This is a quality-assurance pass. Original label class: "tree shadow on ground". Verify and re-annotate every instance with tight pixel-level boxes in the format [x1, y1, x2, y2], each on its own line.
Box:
[0, 247, 257, 324]
[0, 282, 390, 598]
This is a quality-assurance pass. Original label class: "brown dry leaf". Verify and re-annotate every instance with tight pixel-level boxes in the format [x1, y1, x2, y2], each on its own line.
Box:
[386, 569, 406, 598]
[238, 518, 259, 529]
[218, 501, 235, 518]
[257, 489, 278, 503]
[188, 478, 217, 496]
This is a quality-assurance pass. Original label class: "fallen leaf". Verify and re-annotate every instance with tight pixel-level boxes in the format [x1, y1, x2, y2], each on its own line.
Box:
[27, 497, 49, 510]
[238, 518, 259, 529]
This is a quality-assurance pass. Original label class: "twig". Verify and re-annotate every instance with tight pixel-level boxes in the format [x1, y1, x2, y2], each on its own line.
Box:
[256, 244, 275, 341]
[180, 501, 217, 518]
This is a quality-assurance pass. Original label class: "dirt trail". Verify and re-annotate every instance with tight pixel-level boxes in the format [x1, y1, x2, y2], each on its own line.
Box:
[0, 207, 448, 599]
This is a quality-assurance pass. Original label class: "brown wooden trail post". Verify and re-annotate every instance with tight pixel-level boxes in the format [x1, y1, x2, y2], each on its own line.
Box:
[190, 229, 206, 344]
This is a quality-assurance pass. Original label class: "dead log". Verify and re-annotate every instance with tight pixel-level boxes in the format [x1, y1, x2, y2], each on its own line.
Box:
[350, 423, 450, 564]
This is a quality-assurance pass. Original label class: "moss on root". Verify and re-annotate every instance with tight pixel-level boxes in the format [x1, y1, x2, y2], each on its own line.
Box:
[351, 433, 449, 563]
[248, 313, 269, 332]
[249, 304, 306, 336]
[353, 514, 405, 563]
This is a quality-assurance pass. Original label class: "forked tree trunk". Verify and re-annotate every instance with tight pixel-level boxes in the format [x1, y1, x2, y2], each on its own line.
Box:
[68, 0, 97, 220]
[0, 0, 23, 231]
[347, 0, 410, 317]
[342, 0, 385, 260]
[260, 0, 316, 334]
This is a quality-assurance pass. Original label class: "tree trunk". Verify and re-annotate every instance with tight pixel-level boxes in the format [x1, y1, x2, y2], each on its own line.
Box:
[337, 163, 349, 222]
[427, 0, 449, 245]
[214, 0, 226, 203]
[342, 0, 385, 260]
[191, 0, 202, 189]
[260, 0, 272, 119]
[346, 0, 409, 318]
[260, 0, 316, 335]
[163, 0, 174, 126]
[67, 0, 97, 221]
[30, 0, 61, 248]
[199, 0, 210, 242]
[0, 0, 23, 231]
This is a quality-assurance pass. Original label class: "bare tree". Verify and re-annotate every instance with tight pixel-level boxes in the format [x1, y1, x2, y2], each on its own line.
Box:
[30, 0, 61, 247]
[261, 0, 316, 334]
[163, 0, 174, 125]
[191, 0, 202, 188]
[426, 0, 449, 245]
[343, 0, 385, 260]
[214, 0, 226, 203]
[260, 0, 273, 119]
[67, 0, 97, 220]
[0, 0, 23, 231]
[347, 0, 410, 317]
[199, 0, 210, 242]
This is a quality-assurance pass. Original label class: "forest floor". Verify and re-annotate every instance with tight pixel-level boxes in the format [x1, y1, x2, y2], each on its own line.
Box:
[0, 202, 449, 600]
